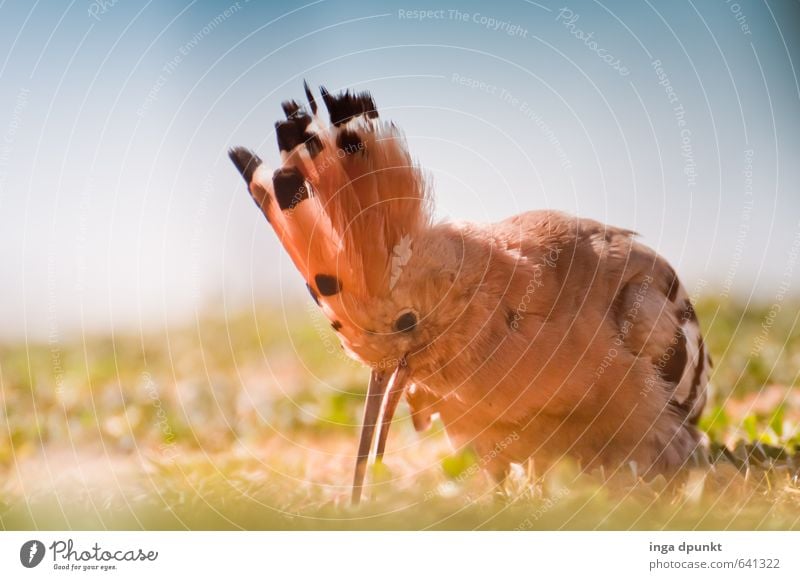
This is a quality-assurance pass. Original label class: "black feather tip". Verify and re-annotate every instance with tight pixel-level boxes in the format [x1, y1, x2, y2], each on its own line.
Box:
[228, 147, 262, 185]
[319, 86, 378, 126]
[304, 80, 317, 115]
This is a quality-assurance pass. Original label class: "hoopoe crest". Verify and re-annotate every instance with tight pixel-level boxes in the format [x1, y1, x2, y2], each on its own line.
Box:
[230, 83, 711, 505]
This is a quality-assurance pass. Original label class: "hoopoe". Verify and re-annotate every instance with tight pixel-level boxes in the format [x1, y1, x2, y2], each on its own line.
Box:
[229, 84, 711, 504]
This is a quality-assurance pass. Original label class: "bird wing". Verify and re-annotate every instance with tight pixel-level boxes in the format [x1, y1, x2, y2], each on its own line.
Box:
[605, 227, 711, 424]
[493, 210, 710, 424]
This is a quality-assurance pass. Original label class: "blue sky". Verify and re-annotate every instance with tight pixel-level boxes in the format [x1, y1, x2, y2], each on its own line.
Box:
[0, 0, 798, 339]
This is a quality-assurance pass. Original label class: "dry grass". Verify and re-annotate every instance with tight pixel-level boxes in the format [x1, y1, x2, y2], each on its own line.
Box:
[1, 298, 799, 530]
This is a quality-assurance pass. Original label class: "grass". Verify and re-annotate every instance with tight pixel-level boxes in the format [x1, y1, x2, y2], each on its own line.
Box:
[1, 297, 799, 530]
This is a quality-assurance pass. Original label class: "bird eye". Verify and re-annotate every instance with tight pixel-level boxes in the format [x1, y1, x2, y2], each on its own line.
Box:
[394, 311, 417, 333]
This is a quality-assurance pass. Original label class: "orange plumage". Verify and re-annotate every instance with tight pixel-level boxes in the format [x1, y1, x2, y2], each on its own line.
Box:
[230, 83, 711, 504]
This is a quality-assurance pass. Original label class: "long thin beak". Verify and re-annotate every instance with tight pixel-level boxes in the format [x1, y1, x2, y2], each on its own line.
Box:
[375, 359, 410, 463]
[351, 369, 389, 505]
[351, 359, 411, 505]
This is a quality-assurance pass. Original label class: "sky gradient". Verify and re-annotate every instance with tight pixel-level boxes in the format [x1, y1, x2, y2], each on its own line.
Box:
[1, 0, 798, 339]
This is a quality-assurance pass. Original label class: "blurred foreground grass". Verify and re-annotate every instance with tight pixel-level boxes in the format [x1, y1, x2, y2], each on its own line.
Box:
[1, 297, 799, 530]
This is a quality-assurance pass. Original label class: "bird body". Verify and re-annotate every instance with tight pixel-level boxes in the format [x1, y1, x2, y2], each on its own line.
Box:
[400, 211, 709, 479]
[230, 84, 710, 502]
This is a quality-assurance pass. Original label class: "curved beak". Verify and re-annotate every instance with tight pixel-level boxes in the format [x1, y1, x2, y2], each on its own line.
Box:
[351, 358, 411, 505]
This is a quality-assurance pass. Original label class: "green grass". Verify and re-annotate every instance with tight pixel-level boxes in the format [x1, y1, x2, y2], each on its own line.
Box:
[1, 297, 799, 530]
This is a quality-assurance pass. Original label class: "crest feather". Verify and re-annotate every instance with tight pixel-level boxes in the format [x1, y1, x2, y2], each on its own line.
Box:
[230, 83, 431, 332]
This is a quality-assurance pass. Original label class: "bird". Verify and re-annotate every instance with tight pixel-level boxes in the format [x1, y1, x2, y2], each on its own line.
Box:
[229, 83, 712, 505]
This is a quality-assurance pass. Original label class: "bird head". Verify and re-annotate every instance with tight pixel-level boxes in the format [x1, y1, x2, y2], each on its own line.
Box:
[329, 225, 469, 367]
[229, 83, 465, 504]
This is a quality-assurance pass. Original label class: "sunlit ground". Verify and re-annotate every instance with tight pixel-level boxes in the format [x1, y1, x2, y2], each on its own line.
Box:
[1, 298, 799, 530]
